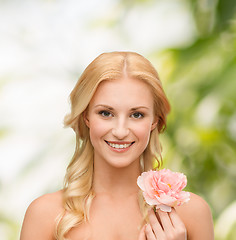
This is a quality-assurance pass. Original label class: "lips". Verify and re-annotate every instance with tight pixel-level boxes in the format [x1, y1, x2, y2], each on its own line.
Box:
[105, 140, 135, 149]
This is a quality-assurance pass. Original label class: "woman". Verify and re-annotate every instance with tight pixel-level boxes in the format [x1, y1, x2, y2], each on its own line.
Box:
[20, 52, 214, 240]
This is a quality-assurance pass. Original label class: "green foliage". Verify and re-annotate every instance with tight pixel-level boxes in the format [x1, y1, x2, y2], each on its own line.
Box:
[154, 0, 236, 238]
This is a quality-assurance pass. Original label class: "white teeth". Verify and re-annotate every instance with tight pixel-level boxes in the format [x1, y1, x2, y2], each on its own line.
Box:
[107, 142, 132, 149]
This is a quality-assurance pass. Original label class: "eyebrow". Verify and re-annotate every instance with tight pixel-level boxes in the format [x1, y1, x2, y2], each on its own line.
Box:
[94, 104, 149, 110]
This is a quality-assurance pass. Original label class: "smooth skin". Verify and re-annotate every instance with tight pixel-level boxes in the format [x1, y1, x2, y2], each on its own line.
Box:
[20, 77, 214, 240]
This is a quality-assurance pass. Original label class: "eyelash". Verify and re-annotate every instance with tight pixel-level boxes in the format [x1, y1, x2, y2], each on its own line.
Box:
[131, 112, 144, 119]
[98, 110, 144, 119]
[98, 110, 113, 118]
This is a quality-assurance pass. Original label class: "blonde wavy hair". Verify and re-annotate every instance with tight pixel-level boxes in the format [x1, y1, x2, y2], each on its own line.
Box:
[55, 51, 170, 239]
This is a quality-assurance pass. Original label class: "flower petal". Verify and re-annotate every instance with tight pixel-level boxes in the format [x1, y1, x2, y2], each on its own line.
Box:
[137, 175, 145, 191]
[137, 169, 190, 209]
[156, 204, 172, 212]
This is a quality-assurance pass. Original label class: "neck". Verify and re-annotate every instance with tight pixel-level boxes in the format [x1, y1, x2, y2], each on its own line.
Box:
[93, 156, 141, 198]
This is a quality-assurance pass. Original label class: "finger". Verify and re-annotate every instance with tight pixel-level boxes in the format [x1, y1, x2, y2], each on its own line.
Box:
[148, 209, 165, 238]
[138, 225, 146, 240]
[145, 224, 156, 240]
[169, 208, 186, 229]
[156, 209, 174, 231]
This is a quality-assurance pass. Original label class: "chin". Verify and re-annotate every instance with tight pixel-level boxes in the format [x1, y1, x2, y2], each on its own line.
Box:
[108, 158, 140, 169]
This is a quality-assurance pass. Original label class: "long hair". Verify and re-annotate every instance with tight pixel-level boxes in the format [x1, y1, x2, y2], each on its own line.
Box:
[55, 52, 170, 239]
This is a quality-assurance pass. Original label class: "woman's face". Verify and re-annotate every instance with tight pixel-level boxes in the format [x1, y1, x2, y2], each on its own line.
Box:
[85, 77, 157, 169]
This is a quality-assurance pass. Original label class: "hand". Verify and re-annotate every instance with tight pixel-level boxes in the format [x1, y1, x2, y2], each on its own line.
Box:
[138, 208, 187, 240]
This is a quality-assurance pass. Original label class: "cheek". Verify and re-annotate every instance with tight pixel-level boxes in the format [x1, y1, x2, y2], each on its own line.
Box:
[134, 121, 153, 144]
[89, 118, 110, 142]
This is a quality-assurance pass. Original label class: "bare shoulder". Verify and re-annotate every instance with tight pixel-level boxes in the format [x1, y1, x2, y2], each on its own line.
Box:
[176, 192, 214, 240]
[20, 190, 64, 240]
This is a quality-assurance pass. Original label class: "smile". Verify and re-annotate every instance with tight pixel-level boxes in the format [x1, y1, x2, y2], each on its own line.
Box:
[105, 141, 134, 149]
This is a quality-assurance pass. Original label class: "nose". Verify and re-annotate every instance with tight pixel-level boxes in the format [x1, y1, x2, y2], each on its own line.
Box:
[112, 117, 129, 140]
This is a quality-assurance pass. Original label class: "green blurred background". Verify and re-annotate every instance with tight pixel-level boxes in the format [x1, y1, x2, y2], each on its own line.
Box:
[0, 0, 235, 239]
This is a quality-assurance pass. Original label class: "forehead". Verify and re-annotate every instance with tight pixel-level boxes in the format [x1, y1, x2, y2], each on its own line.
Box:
[89, 77, 154, 108]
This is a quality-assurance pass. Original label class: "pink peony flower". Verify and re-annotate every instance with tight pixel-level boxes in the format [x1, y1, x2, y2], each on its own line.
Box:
[137, 169, 190, 212]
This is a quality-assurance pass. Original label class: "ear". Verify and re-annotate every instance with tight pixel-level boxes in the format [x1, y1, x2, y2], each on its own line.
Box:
[83, 110, 90, 128]
[151, 117, 158, 131]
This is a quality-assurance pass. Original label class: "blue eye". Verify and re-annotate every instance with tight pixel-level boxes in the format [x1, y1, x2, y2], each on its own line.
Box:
[98, 110, 113, 117]
[131, 112, 144, 119]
